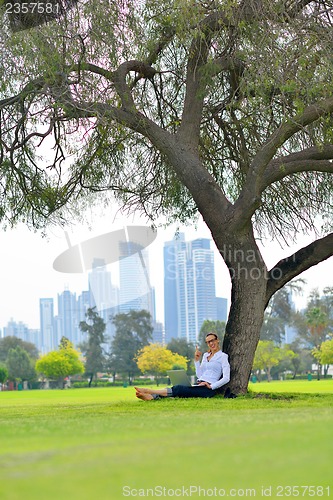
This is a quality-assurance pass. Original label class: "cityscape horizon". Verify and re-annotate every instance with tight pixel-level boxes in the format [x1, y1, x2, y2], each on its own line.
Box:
[1, 209, 332, 338]
[1, 231, 229, 353]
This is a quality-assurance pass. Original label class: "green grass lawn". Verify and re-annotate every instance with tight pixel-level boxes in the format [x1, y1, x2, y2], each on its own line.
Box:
[0, 381, 332, 500]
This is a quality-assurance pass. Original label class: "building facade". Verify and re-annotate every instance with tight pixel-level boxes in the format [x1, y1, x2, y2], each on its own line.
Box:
[164, 235, 218, 344]
[119, 242, 155, 321]
[39, 298, 55, 353]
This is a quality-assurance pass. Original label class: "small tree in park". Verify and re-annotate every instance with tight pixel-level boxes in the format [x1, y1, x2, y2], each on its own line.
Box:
[109, 310, 153, 385]
[313, 339, 333, 378]
[136, 344, 187, 386]
[36, 337, 84, 388]
[79, 307, 107, 387]
[6, 346, 36, 385]
[253, 341, 283, 382]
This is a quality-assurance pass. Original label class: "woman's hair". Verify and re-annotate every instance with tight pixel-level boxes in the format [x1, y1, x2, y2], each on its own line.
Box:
[205, 332, 218, 341]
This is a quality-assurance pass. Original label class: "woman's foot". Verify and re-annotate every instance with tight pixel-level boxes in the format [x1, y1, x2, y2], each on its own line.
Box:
[136, 391, 154, 401]
[134, 386, 152, 394]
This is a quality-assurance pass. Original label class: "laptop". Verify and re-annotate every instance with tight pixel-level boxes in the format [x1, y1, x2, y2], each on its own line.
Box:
[167, 369, 194, 387]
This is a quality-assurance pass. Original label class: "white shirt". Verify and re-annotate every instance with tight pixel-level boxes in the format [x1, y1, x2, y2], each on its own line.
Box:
[194, 350, 230, 391]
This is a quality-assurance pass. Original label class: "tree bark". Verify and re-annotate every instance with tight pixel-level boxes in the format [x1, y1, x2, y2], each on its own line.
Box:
[212, 228, 268, 394]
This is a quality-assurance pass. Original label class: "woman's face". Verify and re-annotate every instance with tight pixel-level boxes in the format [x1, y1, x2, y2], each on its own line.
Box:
[205, 334, 219, 352]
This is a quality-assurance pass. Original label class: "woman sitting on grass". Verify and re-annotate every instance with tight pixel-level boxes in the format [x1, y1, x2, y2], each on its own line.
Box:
[135, 332, 230, 400]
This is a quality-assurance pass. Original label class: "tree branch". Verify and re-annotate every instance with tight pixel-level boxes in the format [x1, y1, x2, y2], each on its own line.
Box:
[231, 97, 333, 226]
[252, 97, 333, 175]
[261, 145, 333, 187]
[265, 233, 333, 305]
[112, 60, 157, 111]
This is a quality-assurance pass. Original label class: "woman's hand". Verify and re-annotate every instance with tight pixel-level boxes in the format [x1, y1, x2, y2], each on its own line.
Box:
[198, 381, 212, 389]
[194, 344, 202, 362]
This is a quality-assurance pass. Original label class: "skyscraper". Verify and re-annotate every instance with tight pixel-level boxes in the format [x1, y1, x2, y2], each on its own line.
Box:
[56, 289, 78, 346]
[164, 235, 217, 344]
[119, 242, 155, 320]
[164, 233, 186, 343]
[39, 298, 54, 353]
[88, 258, 119, 342]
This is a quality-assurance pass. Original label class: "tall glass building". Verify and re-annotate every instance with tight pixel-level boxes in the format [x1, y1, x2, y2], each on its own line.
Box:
[164, 234, 217, 344]
[56, 289, 78, 346]
[39, 298, 55, 353]
[119, 241, 155, 320]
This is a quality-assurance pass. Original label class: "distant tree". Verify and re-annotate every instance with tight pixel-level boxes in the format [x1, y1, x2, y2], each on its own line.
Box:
[0, 336, 39, 364]
[79, 307, 107, 387]
[167, 338, 195, 374]
[6, 346, 36, 384]
[261, 280, 304, 344]
[108, 310, 153, 385]
[287, 341, 313, 379]
[136, 343, 187, 385]
[36, 337, 84, 388]
[293, 287, 332, 348]
[271, 345, 297, 380]
[0, 364, 8, 388]
[198, 320, 226, 353]
[306, 307, 329, 348]
[322, 287, 333, 312]
[304, 306, 329, 380]
[253, 341, 283, 382]
[313, 339, 333, 377]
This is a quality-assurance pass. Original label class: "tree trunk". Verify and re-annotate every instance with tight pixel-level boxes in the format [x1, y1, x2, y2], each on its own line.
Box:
[219, 231, 267, 394]
[267, 367, 272, 382]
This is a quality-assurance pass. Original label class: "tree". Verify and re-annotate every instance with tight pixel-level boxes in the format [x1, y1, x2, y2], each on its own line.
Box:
[288, 341, 313, 379]
[0, 336, 39, 364]
[136, 343, 187, 385]
[270, 345, 297, 380]
[312, 339, 333, 374]
[1, 1, 333, 394]
[108, 310, 153, 384]
[79, 307, 107, 387]
[36, 337, 84, 387]
[305, 307, 329, 348]
[253, 340, 283, 382]
[0, 364, 8, 389]
[294, 288, 332, 347]
[167, 338, 195, 374]
[260, 282, 302, 344]
[6, 346, 36, 384]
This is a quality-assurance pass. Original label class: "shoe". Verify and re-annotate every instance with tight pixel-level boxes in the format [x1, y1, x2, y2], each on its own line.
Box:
[224, 387, 237, 398]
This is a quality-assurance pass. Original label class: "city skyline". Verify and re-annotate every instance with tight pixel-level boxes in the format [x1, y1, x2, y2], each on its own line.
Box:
[1, 232, 228, 350]
[0, 206, 332, 332]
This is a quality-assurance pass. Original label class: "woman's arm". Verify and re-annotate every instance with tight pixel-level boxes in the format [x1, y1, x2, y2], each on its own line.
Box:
[195, 351, 207, 378]
[210, 355, 230, 390]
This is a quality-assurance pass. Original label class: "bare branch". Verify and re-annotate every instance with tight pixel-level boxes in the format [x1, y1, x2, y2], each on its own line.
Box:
[253, 97, 333, 173]
[112, 60, 157, 111]
[266, 232, 333, 305]
[261, 145, 333, 186]
[230, 97, 333, 226]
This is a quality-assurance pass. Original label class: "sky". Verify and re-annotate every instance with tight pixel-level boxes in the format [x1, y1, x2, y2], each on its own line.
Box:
[0, 204, 332, 332]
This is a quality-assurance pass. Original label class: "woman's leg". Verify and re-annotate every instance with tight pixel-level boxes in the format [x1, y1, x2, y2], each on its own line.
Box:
[171, 385, 217, 398]
[134, 387, 169, 396]
[135, 385, 217, 400]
